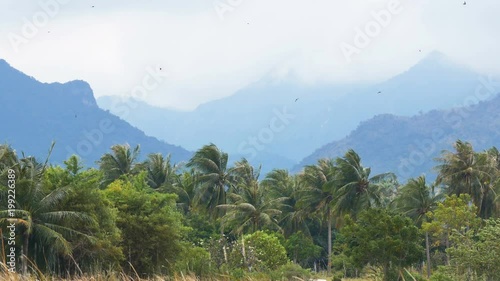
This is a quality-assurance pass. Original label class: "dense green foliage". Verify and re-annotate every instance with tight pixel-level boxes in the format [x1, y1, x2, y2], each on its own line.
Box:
[1, 140, 500, 280]
[336, 209, 424, 280]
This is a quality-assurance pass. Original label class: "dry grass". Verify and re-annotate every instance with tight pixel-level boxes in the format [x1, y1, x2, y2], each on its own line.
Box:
[0, 272, 253, 281]
[0, 272, 381, 281]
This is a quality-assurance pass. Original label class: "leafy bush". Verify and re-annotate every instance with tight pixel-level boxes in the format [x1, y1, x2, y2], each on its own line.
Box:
[401, 269, 426, 281]
[273, 263, 312, 280]
[331, 253, 358, 278]
[429, 266, 454, 281]
[229, 231, 289, 271]
[174, 243, 213, 277]
[284, 231, 322, 266]
[331, 271, 343, 281]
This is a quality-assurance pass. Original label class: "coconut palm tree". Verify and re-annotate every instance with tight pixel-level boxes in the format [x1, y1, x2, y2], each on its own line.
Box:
[262, 169, 309, 237]
[167, 169, 198, 214]
[186, 144, 234, 217]
[334, 149, 396, 219]
[218, 159, 284, 234]
[142, 153, 179, 189]
[298, 158, 337, 275]
[395, 176, 443, 278]
[98, 144, 140, 188]
[481, 147, 500, 217]
[396, 176, 442, 225]
[0, 146, 93, 275]
[435, 140, 493, 218]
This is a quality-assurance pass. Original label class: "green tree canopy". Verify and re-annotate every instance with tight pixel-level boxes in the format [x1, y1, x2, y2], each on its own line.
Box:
[103, 174, 187, 276]
[336, 208, 424, 281]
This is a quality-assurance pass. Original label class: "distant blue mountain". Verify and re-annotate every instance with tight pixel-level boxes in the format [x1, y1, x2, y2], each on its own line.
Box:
[297, 90, 500, 181]
[97, 51, 490, 174]
[0, 59, 191, 166]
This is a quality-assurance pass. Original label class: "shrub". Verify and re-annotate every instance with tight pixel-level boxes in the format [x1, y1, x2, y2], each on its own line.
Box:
[174, 243, 213, 277]
[274, 263, 312, 280]
[430, 266, 454, 281]
[229, 231, 289, 271]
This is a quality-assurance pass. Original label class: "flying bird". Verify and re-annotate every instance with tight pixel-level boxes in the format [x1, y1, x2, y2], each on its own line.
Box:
[377, 91, 382, 94]
[295, 98, 299, 102]
[463, 1, 466, 5]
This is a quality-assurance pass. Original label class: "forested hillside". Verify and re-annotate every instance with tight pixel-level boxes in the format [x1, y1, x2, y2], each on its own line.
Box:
[0, 59, 191, 166]
[298, 90, 500, 180]
[1, 141, 499, 280]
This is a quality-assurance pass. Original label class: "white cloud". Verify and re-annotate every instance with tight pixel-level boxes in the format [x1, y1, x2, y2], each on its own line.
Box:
[0, 0, 498, 110]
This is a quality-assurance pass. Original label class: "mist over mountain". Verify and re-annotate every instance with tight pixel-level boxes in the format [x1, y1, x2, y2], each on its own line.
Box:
[0, 59, 191, 166]
[297, 85, 500, 181]
[97, 51, 490, 173]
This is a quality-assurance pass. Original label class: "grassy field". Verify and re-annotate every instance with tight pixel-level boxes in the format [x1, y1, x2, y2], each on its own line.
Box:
[0, 272, 378, 281]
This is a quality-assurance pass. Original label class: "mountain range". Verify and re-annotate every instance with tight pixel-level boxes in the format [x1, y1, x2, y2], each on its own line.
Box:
[2, 52, 498, 180]
[297, 87, 500, 181]
[97, 51, 492, 175]
[0, 59, 191, 167]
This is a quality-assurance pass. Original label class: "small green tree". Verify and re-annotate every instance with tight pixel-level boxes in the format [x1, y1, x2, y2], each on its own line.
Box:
[446, 218, 500, 280]
[336, 208, 424, 281]
[103, 174, 187, 276]
[284, 231, 322, 266]
[229, 231, 288, 271]
[422, 194, 481, 266]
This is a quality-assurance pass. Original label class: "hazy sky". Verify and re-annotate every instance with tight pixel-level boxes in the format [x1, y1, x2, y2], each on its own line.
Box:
[1, 0, 499, 110]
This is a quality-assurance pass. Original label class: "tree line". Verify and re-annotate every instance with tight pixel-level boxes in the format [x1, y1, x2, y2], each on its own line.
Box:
[1, 140, 500, 280]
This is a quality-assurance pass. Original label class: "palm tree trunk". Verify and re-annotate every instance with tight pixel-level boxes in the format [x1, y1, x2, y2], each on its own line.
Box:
[478, 188, 487, 218]
[241, 235, 247, 269]
[221, 222, 228, 263]
[445, 231, 450, 265]
[327, 210, 332, 276]
[425, 231, 431, 278]
[22, 232, 29, 275]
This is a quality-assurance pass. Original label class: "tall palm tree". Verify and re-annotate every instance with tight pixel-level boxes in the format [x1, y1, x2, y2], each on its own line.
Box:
[142, 153, 179, 189]
[395, 176, 443, 278]
[396, 176, 442, 226]
[186, 144, 234, 217]
[167, 169, 198, 214]
[435, 140, 492, 217]
[298, 158, 337, 275]
[98, 144, 140, 188]
[334, 149, 396, 219]
[218, 159, 284, 234]
[482, 147, 500, 217]
[262, 169, 309, 237]
[186, 144, 236, 263]
[0, 146, 93, 275]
